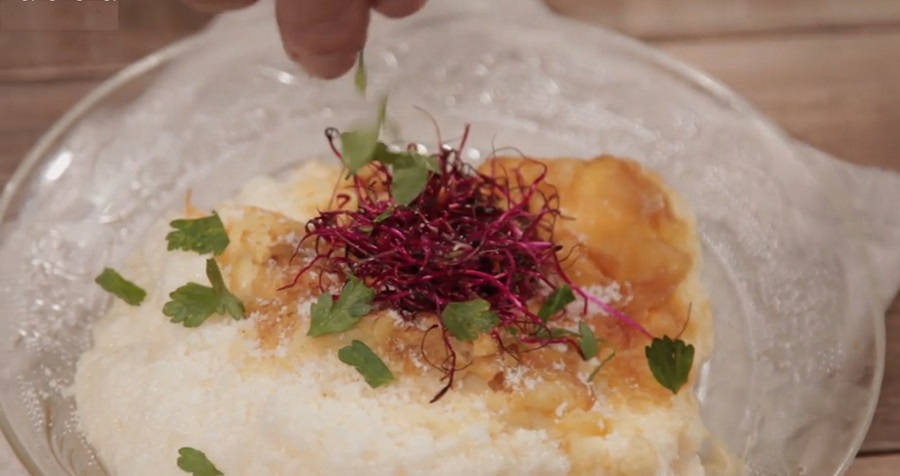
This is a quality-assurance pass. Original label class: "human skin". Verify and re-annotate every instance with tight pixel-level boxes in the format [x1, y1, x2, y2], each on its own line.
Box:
[180, 0, 427, 78]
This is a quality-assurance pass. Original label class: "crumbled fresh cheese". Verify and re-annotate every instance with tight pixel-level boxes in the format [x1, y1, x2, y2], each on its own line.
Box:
[75, 161, 713, 476]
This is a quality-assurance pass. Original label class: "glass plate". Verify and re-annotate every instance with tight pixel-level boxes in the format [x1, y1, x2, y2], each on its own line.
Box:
[0, 1, 883, 475]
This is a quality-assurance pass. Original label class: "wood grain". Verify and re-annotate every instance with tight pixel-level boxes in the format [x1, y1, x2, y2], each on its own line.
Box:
[545, 0, 900, 39]
[0, 0, 898, 474]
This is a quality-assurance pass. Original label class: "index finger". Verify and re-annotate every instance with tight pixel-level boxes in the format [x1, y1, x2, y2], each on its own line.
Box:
[276, 0, 370, 79]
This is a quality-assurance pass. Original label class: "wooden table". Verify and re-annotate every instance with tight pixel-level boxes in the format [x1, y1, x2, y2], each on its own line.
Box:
[0, 1, 897, 474]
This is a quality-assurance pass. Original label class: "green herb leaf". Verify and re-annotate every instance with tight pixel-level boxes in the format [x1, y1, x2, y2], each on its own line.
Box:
[166, 213, 230, 256]
[163, 259, 245, 328]
[308, 276, 375, 337]
[578, 321, 599, 360]
[645, 335, 694, 394]
[338, 340, 394, 388]
[533, 327, 579, 339]
[537, 285, 575, 322]
[587, 350, 616, 382]
[391, 161, 430, 206]
[373, 208, 393, 223]
[341, 97, 388, 175]
[177, 447, 223, 476]
[441, 299, 500, 341]
[95, 268, 146, 306]
[354, 49, 367, 94]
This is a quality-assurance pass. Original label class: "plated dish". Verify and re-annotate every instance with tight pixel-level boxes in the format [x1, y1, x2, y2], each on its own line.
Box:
[0, 2, 883, 476]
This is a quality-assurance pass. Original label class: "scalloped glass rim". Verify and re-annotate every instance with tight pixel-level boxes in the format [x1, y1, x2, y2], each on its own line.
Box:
[0, 6, 884, 476]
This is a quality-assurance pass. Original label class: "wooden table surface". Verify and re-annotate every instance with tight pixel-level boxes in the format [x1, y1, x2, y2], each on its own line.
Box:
[0, 0, 898, 474]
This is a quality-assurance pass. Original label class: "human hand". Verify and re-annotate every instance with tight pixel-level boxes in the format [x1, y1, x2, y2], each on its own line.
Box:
[182, 0, 427, 79]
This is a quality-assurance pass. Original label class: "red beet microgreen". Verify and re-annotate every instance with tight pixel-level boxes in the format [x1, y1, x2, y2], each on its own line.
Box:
[286, 111, 657, 399]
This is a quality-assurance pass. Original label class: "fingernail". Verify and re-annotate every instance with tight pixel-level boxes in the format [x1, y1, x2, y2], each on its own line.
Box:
[297, 51, 359, 80]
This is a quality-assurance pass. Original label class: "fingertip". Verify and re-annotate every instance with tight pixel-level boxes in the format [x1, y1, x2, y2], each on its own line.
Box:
[182, 0, 258, 13]
[372, 0, 426, 18]
[289, 50, 360, 80]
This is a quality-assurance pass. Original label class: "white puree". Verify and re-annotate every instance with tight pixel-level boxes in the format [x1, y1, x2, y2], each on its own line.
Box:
[75, 162, 713, 476]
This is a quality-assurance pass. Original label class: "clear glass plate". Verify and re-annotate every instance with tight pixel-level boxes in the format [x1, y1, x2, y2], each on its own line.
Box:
[0, 2, 883, 475]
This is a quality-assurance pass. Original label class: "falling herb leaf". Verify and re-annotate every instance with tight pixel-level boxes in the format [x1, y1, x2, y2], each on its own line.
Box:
[645, 335, 694, 394]
[95, 268, 146, 306]
[354, 49, 367, 94]
[391, 161, 430, 206]
[177, 447, 223, 476]
[338, 340, 394, 388]
[587, 350, 616, 382]
[578, 321, 599, 360]
[308, 276, 375, 337]
[441, 299, 500, 341]
[537, 284, 575, 322]
[166, 213, 230, 256]
[163, 259, 244, 328]
[341, 97, 388, 175]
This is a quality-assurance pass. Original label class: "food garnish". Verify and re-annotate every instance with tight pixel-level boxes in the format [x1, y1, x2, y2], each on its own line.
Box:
[307, 275, 375, 337]
[166, 213, 230, 256]
[163, 259, 244, 328]
[176, 447, 223, 476]
[338, 340, 395, 388]
[645, 335, 695, 394]
[95, 268, 146, 306]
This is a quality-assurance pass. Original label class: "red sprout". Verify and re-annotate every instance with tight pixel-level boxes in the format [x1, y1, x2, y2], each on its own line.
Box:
[286, 125, 649, 400]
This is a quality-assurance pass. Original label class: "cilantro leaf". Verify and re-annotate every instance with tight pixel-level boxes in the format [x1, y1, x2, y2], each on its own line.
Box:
[645, 335, 695, 394]
[537, 285, 575, 322]
[163, 259, 245, 328]
[578, 321, 599, 360]
[95, 268, 146, 306]
[354, 48, 367, 94]
[166, 213, 230, 256]
[177, 447, 223, 476]
[307, 276, 375, 337]
[391, 161, 430, 206]
[441, 299, 500, 341]
[338, 340, 394, 388]
[341, 96, 388, 175]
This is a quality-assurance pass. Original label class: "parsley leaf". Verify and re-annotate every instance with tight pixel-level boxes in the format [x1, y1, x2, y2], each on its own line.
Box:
[391, 161, 430, 206]
[166, 213, 230, 256]
[645, 335, 695, 394]
[537, 285, 575, 322]
[441, 299, 500, 341]
[338, 340, 394, 388]
[578, 321, 599, 360]
[341, 96, 388, 175]
[354, 48, 367, 94]
[95, 268, 146, 306]
[307, 276, 375, 337]
[532, 327, 579, 339]
[163, 259, 245, 328]
[177, 447, 223, 476]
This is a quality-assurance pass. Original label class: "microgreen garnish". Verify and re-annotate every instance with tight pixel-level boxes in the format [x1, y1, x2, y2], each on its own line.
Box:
[338, 340, 394, 388]
[307, 275, 374, 337]
[166, 213, 230, 256]
[163, 259, 244, 328]
[286, 102, 658, 400]
[354, 49, 367, 94]
[95, 268, 146, 306]
[577, 321, 599, 360]
[441, 299, 500, 341]
[587, 350, 616, 383]
[537, 284, 575, 322]
[645, 335, 694, 394]
[177, 447, 223, 476]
